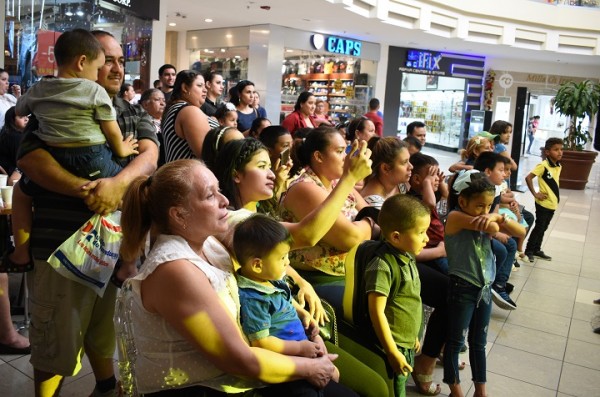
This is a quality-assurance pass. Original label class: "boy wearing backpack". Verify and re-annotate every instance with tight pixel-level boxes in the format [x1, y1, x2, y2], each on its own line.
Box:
[362, 195, 432, 397]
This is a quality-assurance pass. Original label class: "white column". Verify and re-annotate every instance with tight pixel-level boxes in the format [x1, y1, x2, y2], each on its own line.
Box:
[248, 24, 284, 124]
[149, 0, 167, 83]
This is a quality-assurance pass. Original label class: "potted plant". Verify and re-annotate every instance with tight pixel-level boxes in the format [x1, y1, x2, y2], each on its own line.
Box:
[552, 79, 600, 189]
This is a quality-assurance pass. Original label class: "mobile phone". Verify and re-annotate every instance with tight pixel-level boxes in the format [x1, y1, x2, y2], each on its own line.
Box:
[280, 147, 290, 164]
[345, 144, 353, 154]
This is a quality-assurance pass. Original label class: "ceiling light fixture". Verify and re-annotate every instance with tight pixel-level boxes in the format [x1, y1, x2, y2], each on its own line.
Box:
[225, 34, 233, 38]
[65, 6, 73, 16]
[204, 18, 213, 23]
[169, 22, 176, 27]
[76, 5, 84, 16]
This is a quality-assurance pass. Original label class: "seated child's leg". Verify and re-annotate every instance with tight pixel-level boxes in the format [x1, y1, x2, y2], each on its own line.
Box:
[6, 183, 33, 269]
[492, 238, 516, 288]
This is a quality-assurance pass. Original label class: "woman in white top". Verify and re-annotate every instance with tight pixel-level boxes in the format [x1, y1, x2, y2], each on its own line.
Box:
[118, 160, 342, 396]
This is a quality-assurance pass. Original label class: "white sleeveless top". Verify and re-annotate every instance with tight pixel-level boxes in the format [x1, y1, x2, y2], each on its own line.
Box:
[118, 234, 262, 394]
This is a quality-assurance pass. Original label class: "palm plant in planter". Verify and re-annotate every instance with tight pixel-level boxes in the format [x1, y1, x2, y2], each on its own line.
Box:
[552, 79, 600, 189]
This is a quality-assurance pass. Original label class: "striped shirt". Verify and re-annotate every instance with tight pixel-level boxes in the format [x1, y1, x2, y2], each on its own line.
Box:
[163, 102, 219, 163]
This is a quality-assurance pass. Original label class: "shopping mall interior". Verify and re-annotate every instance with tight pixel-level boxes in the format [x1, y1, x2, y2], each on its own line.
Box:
[1, 0, 600, 396]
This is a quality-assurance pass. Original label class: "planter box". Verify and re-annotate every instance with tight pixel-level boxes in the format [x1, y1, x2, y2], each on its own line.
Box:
[559, 149, 598, 190]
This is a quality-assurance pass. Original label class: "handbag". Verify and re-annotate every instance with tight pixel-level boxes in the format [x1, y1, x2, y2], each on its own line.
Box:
[319, 299, 338, 345]
[47, 211, 122, 296]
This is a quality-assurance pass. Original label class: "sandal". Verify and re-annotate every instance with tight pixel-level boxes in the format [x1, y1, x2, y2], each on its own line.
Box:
[411, 373, 441, 396]
[0, 247, 34, 273]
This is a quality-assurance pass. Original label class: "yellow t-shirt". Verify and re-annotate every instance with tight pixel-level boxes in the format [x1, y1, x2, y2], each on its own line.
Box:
[531, 159, 561, 210]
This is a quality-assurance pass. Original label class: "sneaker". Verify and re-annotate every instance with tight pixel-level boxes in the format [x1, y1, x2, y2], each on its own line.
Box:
[513, 259, 521, 268]
[505, 282, 514, 295]
[525, 252, 535, 262]
[534, 251, 552, 261]
[491, 285, 517, 310]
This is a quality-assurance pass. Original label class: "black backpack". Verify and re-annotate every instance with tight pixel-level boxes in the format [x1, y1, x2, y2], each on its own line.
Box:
[351, 240, 402, 337]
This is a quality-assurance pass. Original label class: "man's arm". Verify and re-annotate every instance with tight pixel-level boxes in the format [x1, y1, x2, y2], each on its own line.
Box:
[17, 144, 90, 199]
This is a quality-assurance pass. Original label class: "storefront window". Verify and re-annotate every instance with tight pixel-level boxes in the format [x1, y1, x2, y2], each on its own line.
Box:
[188, 47, 249, 96]
[281, 50, 375, 123]
[3, 0, 153, 90]
[398, 73, 466, 149]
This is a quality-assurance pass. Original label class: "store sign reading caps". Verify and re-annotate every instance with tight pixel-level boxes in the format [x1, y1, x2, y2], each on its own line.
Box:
[406, 50, 442, 71]
[311, 34, 362, 56]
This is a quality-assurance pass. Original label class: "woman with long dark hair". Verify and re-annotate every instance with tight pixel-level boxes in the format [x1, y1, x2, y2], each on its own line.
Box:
[282, 91, 318, 136]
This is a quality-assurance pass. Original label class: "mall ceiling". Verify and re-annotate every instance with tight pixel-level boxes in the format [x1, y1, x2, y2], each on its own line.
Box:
[164, 0, 600, 66]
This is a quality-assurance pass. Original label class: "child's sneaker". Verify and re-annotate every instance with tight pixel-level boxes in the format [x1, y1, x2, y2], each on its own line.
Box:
[533, 251, 552, 261]
[491, 285, 517, 310]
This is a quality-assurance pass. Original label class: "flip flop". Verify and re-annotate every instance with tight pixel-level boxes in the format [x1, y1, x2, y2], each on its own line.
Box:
[0, 248, 34, 273]
[0, 342, 31, 355]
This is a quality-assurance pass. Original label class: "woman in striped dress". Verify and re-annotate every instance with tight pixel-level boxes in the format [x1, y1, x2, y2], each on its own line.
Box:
[162, 70, 219, 163]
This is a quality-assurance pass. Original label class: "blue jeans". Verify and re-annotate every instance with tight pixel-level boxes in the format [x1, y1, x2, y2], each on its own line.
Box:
[491, 237, 517, 287]
[443, 276, 492, 385]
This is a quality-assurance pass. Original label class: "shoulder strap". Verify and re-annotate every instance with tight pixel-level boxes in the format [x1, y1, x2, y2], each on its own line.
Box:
[352, 240, 394, 331]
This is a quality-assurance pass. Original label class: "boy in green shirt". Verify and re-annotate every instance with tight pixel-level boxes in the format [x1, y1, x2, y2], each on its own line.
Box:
[364, 195, 433, 397]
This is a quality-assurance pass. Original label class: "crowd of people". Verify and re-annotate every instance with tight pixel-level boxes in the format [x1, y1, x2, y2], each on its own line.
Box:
[0, 27, 571, 397]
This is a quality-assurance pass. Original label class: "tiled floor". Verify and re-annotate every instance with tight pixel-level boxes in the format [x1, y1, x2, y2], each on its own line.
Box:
[2, 146, 599, 397]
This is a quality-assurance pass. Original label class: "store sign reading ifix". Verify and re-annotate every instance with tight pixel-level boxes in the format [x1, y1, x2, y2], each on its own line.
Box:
[311, 34, 362, 56]
[406, 50, 442, 71]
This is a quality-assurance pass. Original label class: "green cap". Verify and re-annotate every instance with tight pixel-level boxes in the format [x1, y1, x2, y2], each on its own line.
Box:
[477, 131, 496, 139]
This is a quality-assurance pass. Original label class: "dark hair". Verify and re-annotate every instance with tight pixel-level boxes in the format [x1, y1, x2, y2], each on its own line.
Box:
[294, 91, 314, 112]
[293, 126, 340, 168]
[498, 156, 512, 166]
[367, 136, 408, 179]
[118, 83, 133, 98]
[139, 88, 162, 104]
[132, 79, 144, 91]
[545, 137, 563, 150]
[407, 121, 426, 136]
[203, 70, 222, 85]
[202, 126, 241, 171]
[120, 159, 202, 262]
[167, 70, 200, 109]
[489, 120, 512, 142]
[249, 117, 270, 138]
[54, 28, 103, 67]
[0, 106, 20, 134]
[259, 125, 290, 150]
[229, 80, 255, 106]
[409, 152, 438, 175]
[531, 115, 541, 120]
[473, 151, 504, 173]
[403, 135, 422, 151]
[368, 98, 380, 110]
[214, 103, 236, 122]
[153, 79, 161, 88]
[233, 214, 293, 266]
[158, 64, 176, 77]
[214, 138, 268, 210]
[289, 128, 313, 176]
[346, 116, 370, 141]
[448, 171, 495, 211]
[379, 194, 430, 236]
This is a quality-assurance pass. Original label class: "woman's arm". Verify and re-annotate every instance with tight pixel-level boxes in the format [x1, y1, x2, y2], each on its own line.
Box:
[282, 141, 373, 250]
[141, 260, 336, 387]
[176, 106, 211, 157]
[448, 161, 472, 173]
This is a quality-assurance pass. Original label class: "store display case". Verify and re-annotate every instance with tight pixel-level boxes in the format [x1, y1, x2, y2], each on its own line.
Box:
[398, 73, 466, 150]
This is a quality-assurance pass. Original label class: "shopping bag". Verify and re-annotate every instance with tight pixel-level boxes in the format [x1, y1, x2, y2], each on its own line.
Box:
[47, 211, 122, 296]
